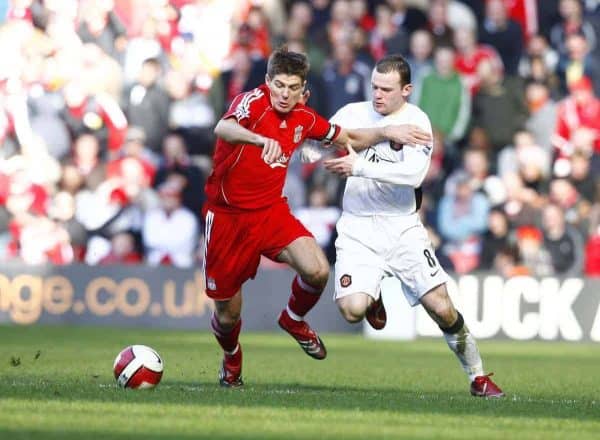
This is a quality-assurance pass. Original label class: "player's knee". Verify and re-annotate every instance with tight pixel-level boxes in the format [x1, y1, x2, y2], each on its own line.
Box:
[214, 310, 241, 330]
[336, 297, 367, 323]
[303, 262, 329, 289]
[338, 307, 363, 323]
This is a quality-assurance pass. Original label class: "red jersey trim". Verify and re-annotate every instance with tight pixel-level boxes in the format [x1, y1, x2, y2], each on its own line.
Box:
[293, 108, 317, 134]
[220, 146, 246, 205]
[251, 105, 271, 130]
[229, 88, 264, 122]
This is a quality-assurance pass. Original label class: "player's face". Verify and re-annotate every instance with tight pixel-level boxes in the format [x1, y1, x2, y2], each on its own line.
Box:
[371, 70, 411, 115]
[266, 74, 306, 113]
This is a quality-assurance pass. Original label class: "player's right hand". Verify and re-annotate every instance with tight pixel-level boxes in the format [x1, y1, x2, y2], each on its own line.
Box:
[385, 124, 432, 146]
[323, 143, 357, 177]
[261, 137, 282, 164]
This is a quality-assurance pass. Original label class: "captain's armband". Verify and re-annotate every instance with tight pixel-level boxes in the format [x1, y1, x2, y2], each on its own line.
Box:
[323, 123, 341, 145]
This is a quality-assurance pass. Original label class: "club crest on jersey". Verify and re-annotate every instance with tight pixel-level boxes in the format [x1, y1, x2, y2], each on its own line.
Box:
[340, 274, 352, 288]
[269, 153, 290, 168]
[207, 277, 216, 290]
[293, 125, 304, 143]
[390, 141, 404, 151]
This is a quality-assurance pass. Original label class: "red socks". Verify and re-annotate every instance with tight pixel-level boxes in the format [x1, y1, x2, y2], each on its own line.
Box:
[287, 275, 323, 318]
[211, 313, 241, 353]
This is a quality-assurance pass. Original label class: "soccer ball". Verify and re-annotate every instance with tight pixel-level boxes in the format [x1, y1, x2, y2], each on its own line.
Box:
[113, 345, 164, 389]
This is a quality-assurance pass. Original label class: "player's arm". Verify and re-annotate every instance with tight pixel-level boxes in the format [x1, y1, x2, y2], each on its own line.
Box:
[300, 123, 432, 163]
[324, 143, 431, 187]
[307, 104, 432, 153]
[214, 117, 281, 164]
[333, 124, 432, 151]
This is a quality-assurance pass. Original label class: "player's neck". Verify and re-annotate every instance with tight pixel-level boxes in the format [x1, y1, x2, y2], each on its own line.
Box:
[386, 101, 409, 117]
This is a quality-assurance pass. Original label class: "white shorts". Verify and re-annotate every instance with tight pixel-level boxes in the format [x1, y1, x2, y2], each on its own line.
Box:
[334, 213, 448, 306]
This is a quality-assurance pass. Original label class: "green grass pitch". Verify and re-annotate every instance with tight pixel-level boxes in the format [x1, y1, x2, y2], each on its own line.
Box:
[0, 325, 598, 440]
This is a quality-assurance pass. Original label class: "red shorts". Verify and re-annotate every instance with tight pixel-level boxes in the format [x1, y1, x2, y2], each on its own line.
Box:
[202, 202, 312, 300]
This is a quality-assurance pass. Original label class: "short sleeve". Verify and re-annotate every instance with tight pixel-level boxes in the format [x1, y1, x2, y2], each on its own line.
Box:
[222, 88, 266, 128]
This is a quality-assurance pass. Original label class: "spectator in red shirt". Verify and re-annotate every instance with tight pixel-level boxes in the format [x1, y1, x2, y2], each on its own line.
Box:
[552, 76, 600, 156]
[61, 80, 128, 156]
[98, 230, 142, 265]
[453, 27, 504, 95]
[349, 0, 375, 32]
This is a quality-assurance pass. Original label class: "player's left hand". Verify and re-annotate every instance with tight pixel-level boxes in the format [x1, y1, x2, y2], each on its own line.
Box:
[323, 143, 357, 177]
[385, 124, 432, 146]
[260, 136, 283, 164]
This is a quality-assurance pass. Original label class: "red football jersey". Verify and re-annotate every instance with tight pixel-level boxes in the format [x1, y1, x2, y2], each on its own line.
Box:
[205, 84, 339, 211]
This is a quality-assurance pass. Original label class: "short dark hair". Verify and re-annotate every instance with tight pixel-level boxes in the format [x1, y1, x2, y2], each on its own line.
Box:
[267, 46, 310, 82]
[375, 54, 411, 86]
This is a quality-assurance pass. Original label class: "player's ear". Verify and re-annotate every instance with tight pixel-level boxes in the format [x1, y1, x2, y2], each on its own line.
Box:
[402, 83, 413, 98]
[265, 74, 271, 85]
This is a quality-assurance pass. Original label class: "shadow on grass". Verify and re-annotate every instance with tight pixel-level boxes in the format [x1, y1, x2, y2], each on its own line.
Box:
[1, 380, 597, 422]
[0, 430, 289, 440]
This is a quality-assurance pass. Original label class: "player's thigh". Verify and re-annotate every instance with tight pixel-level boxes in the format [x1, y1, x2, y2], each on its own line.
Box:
[203, 208, 262, 300]
[387, 224, 449, 306]
[334, 223, 386, 301]
[277, 235, 329, 281]
[261, 203, 328, 281]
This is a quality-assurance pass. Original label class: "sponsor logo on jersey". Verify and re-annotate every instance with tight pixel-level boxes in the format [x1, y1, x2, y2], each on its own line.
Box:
[293, 125, 304, 143]
[340, 274, 352, 288]
[268, 153, 290, 168]
[389, 141, 404, 151]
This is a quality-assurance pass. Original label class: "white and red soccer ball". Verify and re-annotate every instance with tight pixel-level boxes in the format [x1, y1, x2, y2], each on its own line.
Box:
[113, 345, 163, 389]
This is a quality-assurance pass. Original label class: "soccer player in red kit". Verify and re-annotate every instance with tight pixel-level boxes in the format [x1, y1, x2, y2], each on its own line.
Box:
[204, 47, 431, 387]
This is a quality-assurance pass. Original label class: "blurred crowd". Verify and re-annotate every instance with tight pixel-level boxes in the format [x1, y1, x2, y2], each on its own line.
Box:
[0, 0, 599, 278]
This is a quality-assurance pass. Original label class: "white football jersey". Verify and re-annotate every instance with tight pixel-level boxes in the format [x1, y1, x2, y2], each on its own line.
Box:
[330, 101, 433, 216]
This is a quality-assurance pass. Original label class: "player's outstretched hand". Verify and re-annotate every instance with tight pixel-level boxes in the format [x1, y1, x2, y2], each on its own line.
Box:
[323, 143, 357, 177]
[385, 124, 432, 146]
[261, 137, 283, 164]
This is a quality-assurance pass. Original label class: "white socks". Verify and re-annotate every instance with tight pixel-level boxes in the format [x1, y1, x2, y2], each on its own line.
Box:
[286, 306, 303, 322]
[225, 344, 240, 356]
[443, 325, 484, 382]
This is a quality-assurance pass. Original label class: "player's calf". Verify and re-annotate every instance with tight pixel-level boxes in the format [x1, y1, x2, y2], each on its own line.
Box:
[287, 275, 323, 317]
[211, 312, 244, 387]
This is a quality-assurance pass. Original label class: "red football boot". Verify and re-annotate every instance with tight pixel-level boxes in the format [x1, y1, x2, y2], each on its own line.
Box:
[470, 373, 504, 398]
[219, 344, 243, 388]
[278, 309, 327, 360]
[365, 295, 387, 330]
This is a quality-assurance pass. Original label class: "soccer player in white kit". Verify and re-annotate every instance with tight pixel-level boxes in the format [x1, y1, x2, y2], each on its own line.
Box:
[323, 54, 504, 398]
